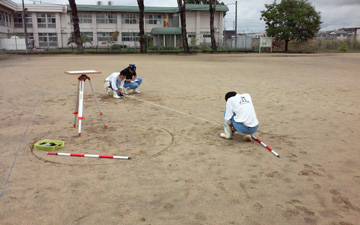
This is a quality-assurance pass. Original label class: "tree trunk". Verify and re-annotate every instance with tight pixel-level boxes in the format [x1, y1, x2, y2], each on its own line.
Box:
[68, 0, 84, 54]
[285, 40, 289, 52]
[137, 0, 146, 53]
[177, 0, 190, 53]
[209, 0, 217, 52]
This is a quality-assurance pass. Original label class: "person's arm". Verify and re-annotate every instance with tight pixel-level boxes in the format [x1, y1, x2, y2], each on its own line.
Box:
[224, 101, 233, 125]
[110, 75, 119, 91]
[118, 79, 125, 93]
[125, 72, 132, 82]
[131, 72, 137, 81]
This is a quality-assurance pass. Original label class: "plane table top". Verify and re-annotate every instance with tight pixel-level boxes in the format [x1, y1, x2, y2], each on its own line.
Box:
[64, 70, 101, 75]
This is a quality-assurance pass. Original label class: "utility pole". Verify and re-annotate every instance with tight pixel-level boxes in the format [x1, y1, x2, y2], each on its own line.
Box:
[235, 1, 237, 49]
[22, 0, 28, 53]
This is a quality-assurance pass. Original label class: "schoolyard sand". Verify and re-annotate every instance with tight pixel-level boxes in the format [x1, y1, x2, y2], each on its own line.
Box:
[0, 53, 359, 225]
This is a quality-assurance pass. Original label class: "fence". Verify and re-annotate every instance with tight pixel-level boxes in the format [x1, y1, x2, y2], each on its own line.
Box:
[1, 33, 359, 53]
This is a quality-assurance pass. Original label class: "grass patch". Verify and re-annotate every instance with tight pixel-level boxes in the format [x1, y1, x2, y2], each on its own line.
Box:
[0, 55, 9, 61]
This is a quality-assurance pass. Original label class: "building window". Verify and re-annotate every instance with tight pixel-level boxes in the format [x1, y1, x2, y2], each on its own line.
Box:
[97, 32, 116, 42]
[145, 14, 162, 25]
[81, 32, 93, 41]
[0, 11, 12, 27]
[14, 12, 33, 28]
[79, 13, 92, 23]
[27, 33, 34, 40]
[39, 33, 57, 47]
[96, 13, 117, 24]
[122, 32, 139, 42]
[14, 13, 23, 28]
[5, 13, 10, 27]
[37, 14, 56, 28]
[0, 11, 6, 27]
[188, 34, 196, 38]
[121, 14, 139, 24]
[203, 34, 211, 38]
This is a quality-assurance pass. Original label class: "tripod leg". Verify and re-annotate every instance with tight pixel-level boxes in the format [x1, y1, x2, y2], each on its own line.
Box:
[73, 78, 80, 127]
[88, 79, 107, 128]
[78, 79, 85, 136]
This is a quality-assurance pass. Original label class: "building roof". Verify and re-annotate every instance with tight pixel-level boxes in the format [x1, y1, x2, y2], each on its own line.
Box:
[19, 4, 65, 13]
[329, 30, 348, 35]
[0, 0, 17, 11]
[67, 4, 228, 13]
[150, 27, 182, 35]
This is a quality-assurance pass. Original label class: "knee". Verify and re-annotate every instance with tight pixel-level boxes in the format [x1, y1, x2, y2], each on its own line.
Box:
[137, 78, 142, 84]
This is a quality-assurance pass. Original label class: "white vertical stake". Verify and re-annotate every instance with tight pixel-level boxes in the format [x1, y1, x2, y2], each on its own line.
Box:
[78, 79, 85, 136]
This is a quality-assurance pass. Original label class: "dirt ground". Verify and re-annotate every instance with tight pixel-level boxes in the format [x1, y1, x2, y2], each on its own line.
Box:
[0, 53, 359, 225]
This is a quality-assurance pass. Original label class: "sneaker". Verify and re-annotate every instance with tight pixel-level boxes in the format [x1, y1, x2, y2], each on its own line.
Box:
[113, 92, 121, 99]
[124, 87, 129, 95]
[133, 88, 141, 93]
[220, 132, 232, 139]
[244, 134, 252, 142]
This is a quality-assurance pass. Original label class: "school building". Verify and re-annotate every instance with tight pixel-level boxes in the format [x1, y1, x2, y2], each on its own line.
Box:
[0, 0, 228, 49]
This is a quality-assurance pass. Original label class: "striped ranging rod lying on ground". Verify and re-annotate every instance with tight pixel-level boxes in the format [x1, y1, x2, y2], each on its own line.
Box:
[251, 135, 280, 157]
[48, 152, 130, 159]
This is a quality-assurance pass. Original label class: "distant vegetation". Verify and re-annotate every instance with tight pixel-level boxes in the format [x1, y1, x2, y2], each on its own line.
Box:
[270, 39, 360, 53]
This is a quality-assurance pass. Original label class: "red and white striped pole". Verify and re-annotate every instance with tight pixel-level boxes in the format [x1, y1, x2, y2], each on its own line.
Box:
[251, 135, 280, 158]
[48, 152, 130, 159]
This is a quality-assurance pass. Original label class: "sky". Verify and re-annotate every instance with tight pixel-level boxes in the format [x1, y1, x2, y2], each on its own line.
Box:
[13, 0, 360, 32]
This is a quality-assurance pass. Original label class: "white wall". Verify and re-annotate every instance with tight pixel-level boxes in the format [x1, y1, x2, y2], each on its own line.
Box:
[0, 38, 26, 50]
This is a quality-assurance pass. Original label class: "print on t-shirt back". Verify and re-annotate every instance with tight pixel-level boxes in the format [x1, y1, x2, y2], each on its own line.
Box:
[239, 96, 250, 105]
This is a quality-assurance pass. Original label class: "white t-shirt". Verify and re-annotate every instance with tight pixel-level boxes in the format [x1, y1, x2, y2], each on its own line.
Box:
[224, 93, 259, 127]
[105, 72, 124, 91]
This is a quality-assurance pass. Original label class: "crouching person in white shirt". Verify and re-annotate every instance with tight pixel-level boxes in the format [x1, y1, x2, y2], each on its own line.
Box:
[104, 72, 126, 99]
[220, 92, 259, 141]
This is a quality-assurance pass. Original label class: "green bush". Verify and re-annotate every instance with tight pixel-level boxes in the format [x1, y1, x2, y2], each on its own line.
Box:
[190, 36, 198, 49]
[339, 43, 348, 52]
[111, 44, 127, 50]
[201, 43, 209, 51]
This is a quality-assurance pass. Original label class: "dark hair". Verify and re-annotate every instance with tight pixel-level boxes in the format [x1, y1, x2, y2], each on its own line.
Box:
[225, 92, 237, 101]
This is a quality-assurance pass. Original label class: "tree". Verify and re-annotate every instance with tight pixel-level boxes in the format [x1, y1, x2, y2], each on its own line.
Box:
[260, 0, 321, 52]
[137, 0, 146, 53]
[209, 0, 217, 51]
[186, 0, 224, 51]
[108, 30, 119, 49]
[67, 33, 92, 48]
[68, 0, 84, 54]
[177, 0, 190, 52]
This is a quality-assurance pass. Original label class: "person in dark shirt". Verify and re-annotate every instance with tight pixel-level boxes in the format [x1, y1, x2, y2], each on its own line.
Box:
[120, 64, 142, 94]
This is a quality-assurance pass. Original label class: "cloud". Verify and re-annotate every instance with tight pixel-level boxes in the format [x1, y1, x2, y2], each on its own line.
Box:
[316, 4, 360, 30]
[311, 0, 360, 7]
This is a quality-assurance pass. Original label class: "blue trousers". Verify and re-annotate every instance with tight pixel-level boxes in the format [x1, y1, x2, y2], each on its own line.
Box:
[224, 109, 258, 134]
[124, 78, 142, 89]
